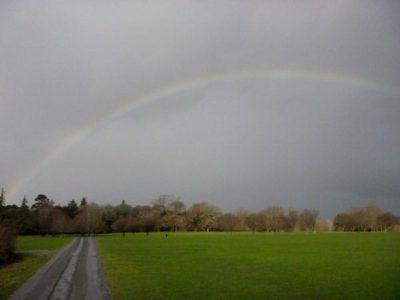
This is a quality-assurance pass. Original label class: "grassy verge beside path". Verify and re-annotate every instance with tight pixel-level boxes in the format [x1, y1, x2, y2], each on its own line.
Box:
[97, 232, 400, 300]
[0, 235, 72, 300]
[15, 235, 72, 252]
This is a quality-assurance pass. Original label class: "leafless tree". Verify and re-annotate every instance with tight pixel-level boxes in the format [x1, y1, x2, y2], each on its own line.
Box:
[216, 213, 240, 232]
[261, 206, 290, 232]
[186, 202, 221, 231]
[0, 222, 16, 264]
[377, 212, 398, 231]
[297, 209, 318, 231]
[112, 216, 130, 236]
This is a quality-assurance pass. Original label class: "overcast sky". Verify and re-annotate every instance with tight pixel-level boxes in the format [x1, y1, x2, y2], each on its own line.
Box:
[1, 0, 399, 217]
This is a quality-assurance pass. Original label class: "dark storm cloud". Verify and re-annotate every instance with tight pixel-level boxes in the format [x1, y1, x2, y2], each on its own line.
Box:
[1, 0, 399, 217]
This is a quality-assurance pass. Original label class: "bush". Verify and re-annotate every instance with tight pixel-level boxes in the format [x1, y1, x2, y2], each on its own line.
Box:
[0, 222, 17, 265]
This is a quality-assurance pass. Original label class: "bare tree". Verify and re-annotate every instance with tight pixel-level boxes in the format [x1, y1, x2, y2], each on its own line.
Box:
[261, 206, 289, 232]
[377, 212, 398, 231]
[127, 216, 141, 234]
[245, 212, 266, 232]
[364, 204, 383, 231]
[315, 218, 333, 232]
[333, 204, 398, 232]
[112, 216, 130, 236]
[187, 202, 221, 231]
[216, 213, 240, 232]
[51, 207, 69, 234]
[235, 208, 249, 231]
[141, 210, 159, 235]
[102, 204, 117, 233]
[297, 209, 318, 231]
[167, 199, 186, 214]
[0, 222, 16, 265]
[287, 208, 299, 231]
[74, 203, 104, 235]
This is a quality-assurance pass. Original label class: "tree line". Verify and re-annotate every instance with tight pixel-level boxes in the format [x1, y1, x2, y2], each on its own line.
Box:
[333, 204, 398, 232]
[1, 189, 398, 237]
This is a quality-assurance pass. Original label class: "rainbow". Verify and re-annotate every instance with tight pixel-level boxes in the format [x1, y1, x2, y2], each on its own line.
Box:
[7, 67, 400, 201]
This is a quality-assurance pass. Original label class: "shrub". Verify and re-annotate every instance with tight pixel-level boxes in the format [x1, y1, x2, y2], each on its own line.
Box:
[0, 222, 17, 265]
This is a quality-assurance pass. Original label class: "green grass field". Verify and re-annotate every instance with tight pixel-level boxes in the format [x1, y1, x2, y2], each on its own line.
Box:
[96, 232, 400, 300]
[15, 235, 73, 252]
[0, 236, 72, 300]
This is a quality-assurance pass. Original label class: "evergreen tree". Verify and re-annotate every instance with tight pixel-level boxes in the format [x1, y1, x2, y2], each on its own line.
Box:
[66, 199, 79, 219]
[21, 196, 28, 208]
[80, 197, 87, 207]
[32, 194, 52, 210]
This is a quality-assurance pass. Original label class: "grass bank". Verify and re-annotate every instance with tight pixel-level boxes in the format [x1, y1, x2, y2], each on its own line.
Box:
[97, 232, 400, 300]
[0, 235, 72, 300]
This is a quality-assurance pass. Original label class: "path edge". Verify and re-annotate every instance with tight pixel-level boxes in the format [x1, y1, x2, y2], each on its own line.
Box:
[8, 237, 78, 300]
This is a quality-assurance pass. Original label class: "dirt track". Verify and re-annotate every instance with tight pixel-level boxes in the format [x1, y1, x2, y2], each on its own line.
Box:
[9, 237, 110, 300]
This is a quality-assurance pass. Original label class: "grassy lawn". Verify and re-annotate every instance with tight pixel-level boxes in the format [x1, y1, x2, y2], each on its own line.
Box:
[96, 232, 400, 300]
[0, 235, 72, 300]
[15, 235, 72, 252]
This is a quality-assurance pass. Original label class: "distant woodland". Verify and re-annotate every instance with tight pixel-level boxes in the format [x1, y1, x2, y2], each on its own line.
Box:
[1, 188, 398, 236]
[1, 187, 399, 264]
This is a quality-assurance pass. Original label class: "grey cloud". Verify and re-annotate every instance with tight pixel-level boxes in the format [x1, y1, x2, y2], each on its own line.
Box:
[1, 0, 399, 217]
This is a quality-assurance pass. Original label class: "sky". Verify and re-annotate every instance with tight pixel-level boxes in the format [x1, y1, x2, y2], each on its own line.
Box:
[1, 0, 399, 217]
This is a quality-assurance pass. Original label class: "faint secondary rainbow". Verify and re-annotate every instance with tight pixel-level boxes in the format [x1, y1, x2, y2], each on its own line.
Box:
[7, 67, 400, 201]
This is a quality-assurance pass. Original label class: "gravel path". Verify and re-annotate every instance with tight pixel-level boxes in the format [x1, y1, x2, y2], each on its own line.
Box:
[8, 237, 111, 300]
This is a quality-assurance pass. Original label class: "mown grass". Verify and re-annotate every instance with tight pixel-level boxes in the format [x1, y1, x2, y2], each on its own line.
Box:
[96, 232, 400, 300]
[15, 235, 72, 252]
[0, 235, 72, 300]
